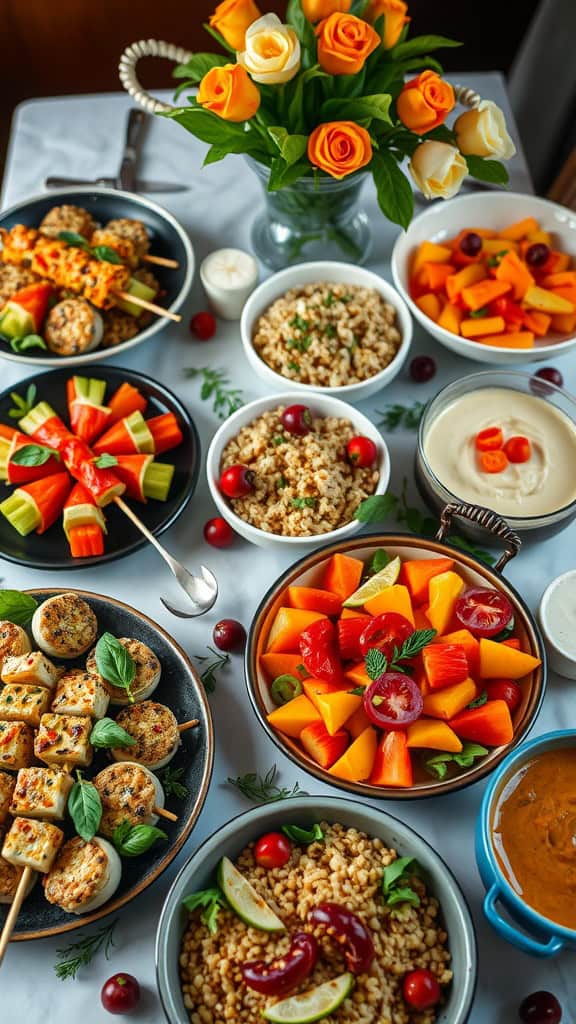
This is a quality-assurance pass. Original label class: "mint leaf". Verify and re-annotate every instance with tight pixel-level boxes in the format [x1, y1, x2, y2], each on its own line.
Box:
[282, 823, 324, 844]
[355, 493, 397, 523]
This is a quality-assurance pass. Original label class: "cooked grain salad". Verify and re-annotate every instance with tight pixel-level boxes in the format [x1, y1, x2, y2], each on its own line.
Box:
[251, 282, 402, 387]
[220, 406, 378, 537]
[179, 823, 452, 1024]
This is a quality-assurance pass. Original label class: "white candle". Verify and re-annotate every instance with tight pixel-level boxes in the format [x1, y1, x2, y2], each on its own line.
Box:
[200, 248, 259, 321]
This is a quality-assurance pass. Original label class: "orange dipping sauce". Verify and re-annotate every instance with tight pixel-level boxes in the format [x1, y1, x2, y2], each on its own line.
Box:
[492, 747, 576, 930]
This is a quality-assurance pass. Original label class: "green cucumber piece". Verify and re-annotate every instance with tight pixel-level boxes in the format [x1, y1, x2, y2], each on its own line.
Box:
[0, 490, 41, 536]
[63, 502, 106, 541]
[0, 437, 10, 481]
[72, 376, 107, 406]
[0, 303, 35, 340]
[115, 278, 156, 318]
[143, 461, 174, 501]
[263, 974, 354, 1023]
[19, 401, 58, 437]
[125, 411, 154, 454]
[217, 856, 285, 932]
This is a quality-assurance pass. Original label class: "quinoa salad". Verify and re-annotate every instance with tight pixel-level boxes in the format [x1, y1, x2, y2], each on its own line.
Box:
[251, 282, 402, 387]
[219, 406, 379, 537]
[179, 822, 453, 1024]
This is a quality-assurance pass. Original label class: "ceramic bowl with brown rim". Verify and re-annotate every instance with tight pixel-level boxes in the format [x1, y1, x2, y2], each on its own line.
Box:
[245, 503, 546, 800]
[1, 588, 213, 942]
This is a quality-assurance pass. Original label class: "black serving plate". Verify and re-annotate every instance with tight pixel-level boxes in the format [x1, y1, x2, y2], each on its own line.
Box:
[0, 187, 194, 366]
[1, 588, 214, 941]
[0, 366, 200, 569]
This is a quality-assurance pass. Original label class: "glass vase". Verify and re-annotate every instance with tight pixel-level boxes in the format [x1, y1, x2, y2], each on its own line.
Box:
[247, 158, 372, 270]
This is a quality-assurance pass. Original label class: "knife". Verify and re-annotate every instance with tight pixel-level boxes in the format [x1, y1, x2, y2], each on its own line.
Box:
[44, 175, 189, 193]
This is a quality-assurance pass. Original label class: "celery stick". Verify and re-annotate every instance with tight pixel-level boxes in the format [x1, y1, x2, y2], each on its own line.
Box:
[73, 377, 107, 406]
[0, 491, 41, 535]
[0, 438, 10, 481]
[125, 411, 154, 454]
[143, 462, 175, 502]
[19, 401, 57, 436]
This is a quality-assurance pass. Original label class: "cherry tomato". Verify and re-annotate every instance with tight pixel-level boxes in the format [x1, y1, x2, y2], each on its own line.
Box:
[455, 587, 514, 638]
[359, 613, 414, 660]
[190, 311, 217, 340]
[504, 435, 532, 463]
[219, 464, 254, 498]
[519, 991, 562, 1024]
[281, 404, 313, 437]
[363, 672, 423, 729]
[475, 426, 504, 452]
[101, 973, 141, 1015]
[459, 232, 482, 257]
[254, 831, 292, 869]
[203, 517, 234, 548]
[242, 932, 317, 995]
[485, 679, 522, 712]
[213, 618, 246, 652]
[479, 449, 508, 473]
[299, 618, 342, 685]
[410, 355, 436, 383]
[308, 903, 374, 974]
[346, 435, 378, 467]
[403, 968, 441, 1010]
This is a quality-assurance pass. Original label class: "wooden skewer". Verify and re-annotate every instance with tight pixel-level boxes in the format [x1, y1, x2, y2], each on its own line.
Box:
[178, 719, 200, 734]
[144, 254, 180, 269]
[0, 866, 33, 965]
[113, 291, 181, 323]
[154, 805, 178, 823]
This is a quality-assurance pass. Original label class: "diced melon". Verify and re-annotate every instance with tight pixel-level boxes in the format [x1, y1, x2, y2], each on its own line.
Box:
[523, 285, 574, 314]
[328, 727, 377, 782]
[266, 608, 327, 653]
[426, 571, 464, 635]
[364, 584, 414, 625]
[422, 678, 478, 720]
[406, 719, 463, 752]
[267, 694, 322, 738]
[479, 639, 541, 679]
[412, 242, 453, 276]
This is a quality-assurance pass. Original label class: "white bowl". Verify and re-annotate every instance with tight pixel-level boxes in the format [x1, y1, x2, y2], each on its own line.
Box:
[240, 260, 412, 401]
[538, 570, 576, 679]
[391, 191, 576, 365]
[206, 391, 390, 550]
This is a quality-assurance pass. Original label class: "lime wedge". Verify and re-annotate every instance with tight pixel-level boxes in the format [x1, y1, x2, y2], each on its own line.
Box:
[217, 856, 285, 932]
[343, 556, 401, 608]
[263, 973, 354, 1023]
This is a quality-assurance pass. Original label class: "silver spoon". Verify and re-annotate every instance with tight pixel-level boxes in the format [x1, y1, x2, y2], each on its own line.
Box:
[114, 497, 218, 617]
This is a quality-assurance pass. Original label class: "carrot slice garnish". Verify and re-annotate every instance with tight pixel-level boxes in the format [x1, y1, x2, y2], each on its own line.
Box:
[475, 427, 504, 452]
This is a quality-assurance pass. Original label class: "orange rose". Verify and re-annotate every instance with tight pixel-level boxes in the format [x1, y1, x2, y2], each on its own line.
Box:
[197, 64, 260, 122]
[316, 12, 381, 75]
[302, 0, 351, 21]
[308, 121, 373, 178]
[396, 70, 455, 134]
[209, 0, 261, 52]
[365, 0, 409, 48]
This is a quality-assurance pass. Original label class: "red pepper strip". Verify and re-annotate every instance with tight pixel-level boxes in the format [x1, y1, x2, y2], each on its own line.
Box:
[7, 432, 61, 485]
[68, 524, 105, 558]
[146, 413, 183, 454]
[16, 472, 72, 533]
[241, 933, 318, 996]
[69, 401, 112, 445]
[91, 418, 138, 456]
[8, 282, 52, 331]
[308, 903, 374, 974]
[31, 415, 74, 450]
[108, 383, 147, 425]
[114, 454, 152, 502]
[59, 437, 125, 508]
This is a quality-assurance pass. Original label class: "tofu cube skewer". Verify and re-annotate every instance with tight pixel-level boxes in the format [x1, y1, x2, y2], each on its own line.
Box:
[9, 767, 73, 821]
[34, 714, 93, 768]
[0, 772, 15, 828]
[0, 722, 35, 771]
[0, 685, 51, 728]
[0, 817, 65, 962]
[50, 669, 110, 720]
[1, 651, 61, 691]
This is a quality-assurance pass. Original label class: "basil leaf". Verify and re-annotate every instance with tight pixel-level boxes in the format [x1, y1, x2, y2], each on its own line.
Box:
[93, 453, 118, 469]
[95, 633, 136, 697]
[10, 334, 47, 353]
[58, 230, 91, 249]
[90, 717, 136, 750]
[386, 886, 420, 907]
[112, 822, 168, 857]
[425, 758, 449, 780]
[92, 246, 123, 265]
[382, 856, 417, 894]
[355, 493, 397, 524]
[11, 444, 58, 467]
[282, 823, 324, 844]
[182, 887, 226, 934]
[453, 742, 489, 768]
[68, 776, 102, 841]
[0, 589, 37, 625]
[8, 384, 37, 419]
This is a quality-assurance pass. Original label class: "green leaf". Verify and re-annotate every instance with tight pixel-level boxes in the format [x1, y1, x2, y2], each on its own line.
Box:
[182, 887, 226, 934]
[453, 742, 489, 768]
[365, 647, 387, 681]
[0, 590, 37, 625]
[399, 55, 443, 75]
[372, 150, 414, 230]
[287, 65, 328, 132]
[11, 444, 58, 467]
[286, 0, 317, 63]
[391, 35, 462, 61]
[355, 493, 398, 523]
[68, 774, 102, 842]
[370, 549, 391, 575]
[320, 94, 392, 124]
[282, 823, 324, 844]
[10, 334, 47, 353]
[348, 686, 366, 696]
[267, 126, 308, 167]
[267, 156, 309, 191]
[467, 692, 488, 710]
[112, 821, 168, 857]
[93, 453, 118, 469]
[89, 717, 136, 750]
[425, 757, 449, 780]
[394, 629, 436, 662]
[9, 384, 37, 419]
[465, 155, 509, 186]
[91, 245, 123, 265]
[203, 145, 228, 166]
[159, 765, 189, 800]
[382, 856, 419, 902]
[202, 22, 235, 53]
[350, 0, 371, 14]
[164, 107, 259, 152]
[95, 633, 136, 698]
[58, 230, 90, 249]
[386, 886, 420, 907]
[172, 52, 228, 82]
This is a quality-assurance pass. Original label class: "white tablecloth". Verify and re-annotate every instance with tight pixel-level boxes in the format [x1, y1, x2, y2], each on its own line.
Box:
[1, 77, 575, 1024]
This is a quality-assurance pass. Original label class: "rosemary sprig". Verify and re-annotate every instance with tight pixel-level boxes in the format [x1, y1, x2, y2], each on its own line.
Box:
[193, 645, 230, 693]
[184, 367, 244, 419]
[54, 919, 118, 980]
[376, 401, 426, 431]
[159, 764, 189, 799]
[228, 764, 306, 804]
[363, 629, 436, 681]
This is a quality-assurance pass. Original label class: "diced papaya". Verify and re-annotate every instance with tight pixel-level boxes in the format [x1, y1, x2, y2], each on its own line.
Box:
[445, 262, 487, 302]
[522, 310, 551, 336]
[364, 584, 414, 626]
[477, 331, 534, 348]
[345, 704, 371, 739]
[406, 719, 463, 753]
[526, 229, 552, 246]
[461, 316, 506, 338]
[413, 661, 430, 696]
[322, 553, 363, 600]
[550, 312, 576, 333]
[551, 284, 576, 308]
[344, 662, 372, 688]
[426, 571, 464, 635]
[328, 726, 377, 782]
[422, 643, 469, 690]
[542, 271, 576, 288]
[461, 279, 512, 312]
[403, 557, 455, 605]
[541, 250, 571, 274]
[479, 638, 541, 679]
[523, 285, 574, 314]
[495, 250, 534, 300]
[370, 731, 413, 787]
[423, 262, 454, 291]
[266, 608, 327, 653]
[502, 638, 521, 649]
[287, 587, 342, 616]
[260, 652, 309, 683]
[414, 607, 432, 632]
[300, 720, 349, 769]
[422, 677, 478, 720]
[481, 239, 518, 255]
[437, 301, 463, 335]
[267, 694, 322, 738]
[411, 241, 453, 276]
[433, 629, 479, 676]
[303, 680, 362, 736]
[450, 699, 513, 746]
[340, 607, 370, 620]
[499, 217, 539, 241]
[415, 292, 441, 321]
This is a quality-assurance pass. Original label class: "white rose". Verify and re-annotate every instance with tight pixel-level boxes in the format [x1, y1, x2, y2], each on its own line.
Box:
[237, 13, 301, 85]
[409, 141, 468, 200]
[454, 100, 516, 160]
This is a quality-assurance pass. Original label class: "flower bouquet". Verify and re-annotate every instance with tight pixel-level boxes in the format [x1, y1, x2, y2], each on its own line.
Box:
[165, 0, 516, 267]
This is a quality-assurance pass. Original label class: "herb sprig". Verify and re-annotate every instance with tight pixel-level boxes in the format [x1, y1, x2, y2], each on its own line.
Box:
[54, 919, 118, 981]
[184, 367, 244, 419]
[193, 645, 230, 693]
[364, 628, 436, 681]
[89, 717, 136, 750]
[58, 231, 123, 265]
[11, 444, 59, 467]
[228, 765, 306, 804]
[68, 772, 102, 842]
[282, 823, 324, 844]
[182, 888, 226, 934]
[382, 857, 421, 908]
[159, 765, 189, 799]
[95, 633, 136, 702]
[425, 743, 489, 779]
[9, 334, 47, 354]
[112, 821, 168, 857]
[376, 401, 426, 431]
[8, 384, 37, 420]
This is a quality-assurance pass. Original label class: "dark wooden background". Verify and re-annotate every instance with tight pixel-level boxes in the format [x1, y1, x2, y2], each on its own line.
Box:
[0, 0, 539, 176]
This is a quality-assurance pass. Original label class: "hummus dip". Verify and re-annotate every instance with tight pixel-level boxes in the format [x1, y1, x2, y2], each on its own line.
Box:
[423, 386, 576, 517]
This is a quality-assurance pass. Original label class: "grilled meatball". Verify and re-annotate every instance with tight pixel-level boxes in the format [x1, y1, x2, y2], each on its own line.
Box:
[32, 593, 98, 659]
[45, 298, 103, 356]
[86, 638, 161, 705]
[93, 762, 164, 837]
[101, 309, 139, 349]
[0, 622, 31, 668]
[43, 835, 122, 914]
[0, 265, 41, 307]
[111, 701, 180, 770]
[39, 204, 98, 241]
[104, 218, 150, 264]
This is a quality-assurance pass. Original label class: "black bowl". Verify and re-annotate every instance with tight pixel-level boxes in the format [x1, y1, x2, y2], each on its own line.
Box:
[0, 366, 200, 569]
[0, 187, 193, 366]
[1, 588, 214, 941]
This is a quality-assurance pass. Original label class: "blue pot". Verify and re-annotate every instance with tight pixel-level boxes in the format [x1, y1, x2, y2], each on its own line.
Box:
[476, 729, 576, 957]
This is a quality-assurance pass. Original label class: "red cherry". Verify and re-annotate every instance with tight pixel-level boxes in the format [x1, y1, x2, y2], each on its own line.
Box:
[532, 367, 564, 396]
[459, 232, 482, 257]
[203, 517, 234, 548]
[346, 435, 378, 467]
[525, 243, 551, 268]
[190, 311, 217, 340]
[281, 404, 313, 437]
[254, 831, 292, 869]
[519, 991, 562, 1024]
[213, 618, 246, 652]
[101, 973, 141, 1015]
[410, 355, 436, 383]
[402, 968, 442, 1010]
[219, 464, 254, 498]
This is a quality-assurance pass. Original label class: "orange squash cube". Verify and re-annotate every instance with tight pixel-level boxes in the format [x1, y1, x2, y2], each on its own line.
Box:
[303, 680, 361, 736]
[267, 694, 322, 738]
[422, 678, 478, 720]
[498, 216, 539, 241]
[345, 704, 371, 739]
[344, 662, 372, 688]
[411, 241, 453, 277]
[522, 311, 551, 336]
[423, 262, 454, 291]
[433, 629, 479, 676]
[461, 279, 512, 311]
[322, 553, 363, 600]
[364, 584, 414, 625]
[426, 571, 464, 635]
[406, 719, 463, 752]
[415, 292, 441, 321]
[445, 262, 487, 302]
[266, 608, 327, 653]
[495, 251, 534, 300]
[287, 587, 343, 616]
[461, 316, 506, 338]
[260, 652, 308, 683]
[523, 285, 574, 314]
[328, 726, 377, 782]
[477, 331, 534, 348]
[550, 312, 576, 333]
[479, 639, 541, 679]
[403, 557, 455, 605]
[437, 301, 463, 334]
